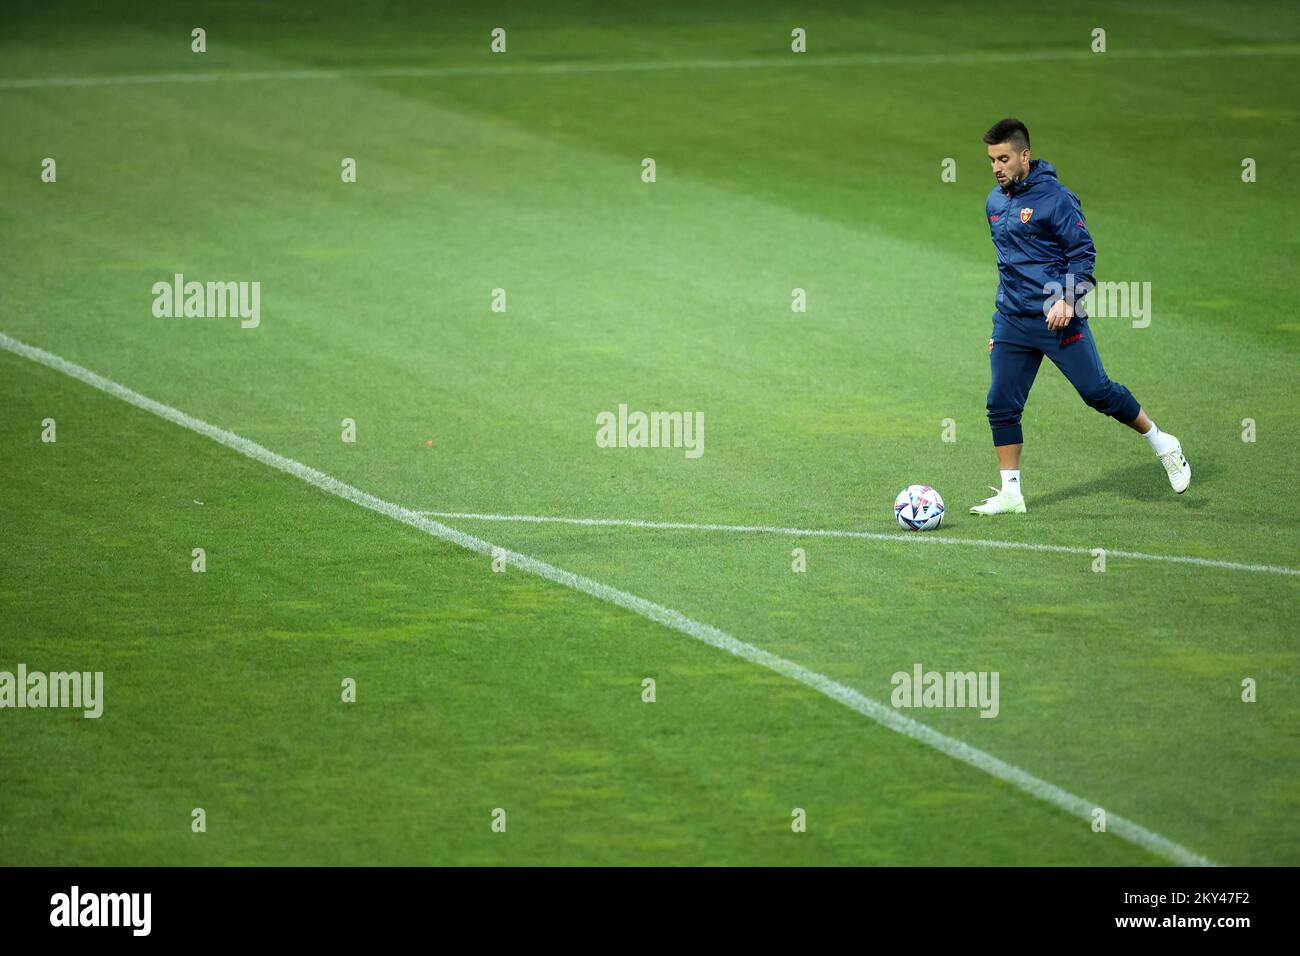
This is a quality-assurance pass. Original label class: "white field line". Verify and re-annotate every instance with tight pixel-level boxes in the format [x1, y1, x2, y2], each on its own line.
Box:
[420, 511, 1300, 578]
[1, 44, 1297, 90]
[1, 330, 1215, 867]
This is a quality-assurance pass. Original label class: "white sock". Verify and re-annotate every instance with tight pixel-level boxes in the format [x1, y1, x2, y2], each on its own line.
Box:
[1141, 422, 1179, 455]
[1000, 469, 1021, 495]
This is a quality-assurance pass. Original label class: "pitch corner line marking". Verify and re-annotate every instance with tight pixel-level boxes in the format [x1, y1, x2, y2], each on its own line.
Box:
[416, 511, 1300, 577]
[0, 331, 1216, 867]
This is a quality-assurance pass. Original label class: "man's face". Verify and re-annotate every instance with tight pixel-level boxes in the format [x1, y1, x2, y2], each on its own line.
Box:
[987, 142, 1030, 188]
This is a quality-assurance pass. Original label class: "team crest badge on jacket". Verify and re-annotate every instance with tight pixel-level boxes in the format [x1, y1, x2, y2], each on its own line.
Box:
[1019, 207, 1034, 223]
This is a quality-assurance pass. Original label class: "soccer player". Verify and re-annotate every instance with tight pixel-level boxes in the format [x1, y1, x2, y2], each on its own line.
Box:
[971, 118, 1190, 515]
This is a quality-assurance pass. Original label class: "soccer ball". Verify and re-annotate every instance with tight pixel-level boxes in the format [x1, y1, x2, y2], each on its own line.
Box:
[894, 484, 945, 531]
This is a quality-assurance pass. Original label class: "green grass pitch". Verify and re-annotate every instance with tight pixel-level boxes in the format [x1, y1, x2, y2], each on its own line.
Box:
[1, 1, 1298, 866]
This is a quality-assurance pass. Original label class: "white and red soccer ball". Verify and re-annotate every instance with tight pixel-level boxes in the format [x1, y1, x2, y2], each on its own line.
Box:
[894, 484, 945, 531]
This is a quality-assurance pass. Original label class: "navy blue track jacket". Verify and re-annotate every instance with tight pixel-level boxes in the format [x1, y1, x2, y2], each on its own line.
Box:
[985, 159, 1095, 320]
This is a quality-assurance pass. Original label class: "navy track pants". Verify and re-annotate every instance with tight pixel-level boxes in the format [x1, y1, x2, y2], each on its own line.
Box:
[986, 311, 1141, 447]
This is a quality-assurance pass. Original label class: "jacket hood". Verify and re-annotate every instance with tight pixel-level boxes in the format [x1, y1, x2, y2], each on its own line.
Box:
[1004, 158, 1057, 196]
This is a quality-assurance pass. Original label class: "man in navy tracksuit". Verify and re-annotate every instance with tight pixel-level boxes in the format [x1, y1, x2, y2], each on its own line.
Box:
[970, 118, 1191, 514]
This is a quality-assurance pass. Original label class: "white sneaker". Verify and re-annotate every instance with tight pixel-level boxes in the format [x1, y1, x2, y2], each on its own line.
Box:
[969, 486, 1027, 515]
[1158, 439, 1191, 493]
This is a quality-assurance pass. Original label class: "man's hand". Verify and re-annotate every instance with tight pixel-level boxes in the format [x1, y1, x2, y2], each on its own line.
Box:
[1046, 298, 1074, 331]
[988, 337, 994, 354]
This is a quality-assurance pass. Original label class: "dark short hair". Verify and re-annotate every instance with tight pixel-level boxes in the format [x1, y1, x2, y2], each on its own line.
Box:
[983, 118, 1030, 153]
